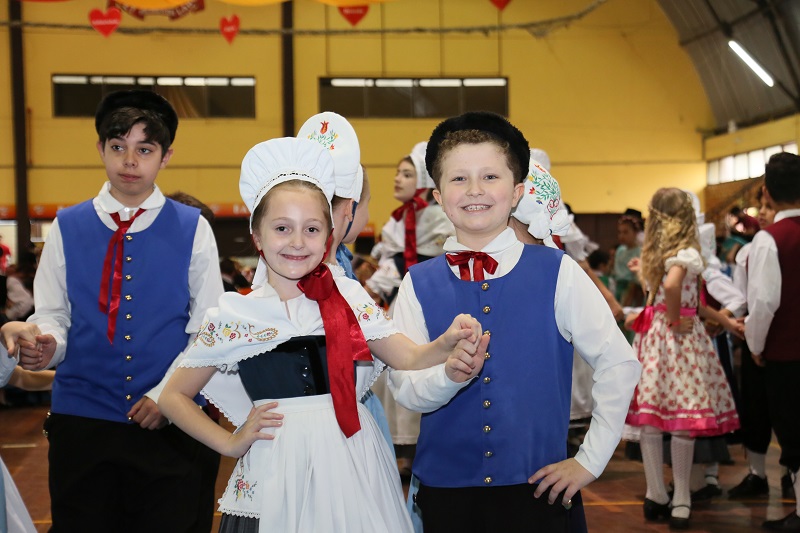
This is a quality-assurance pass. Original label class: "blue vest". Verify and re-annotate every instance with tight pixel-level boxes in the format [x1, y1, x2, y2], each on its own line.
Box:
[55, 199, 199, 423]
[410, 245, 573, 487]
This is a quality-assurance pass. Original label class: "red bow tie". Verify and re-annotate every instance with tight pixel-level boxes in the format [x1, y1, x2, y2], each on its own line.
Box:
[446, 251, 498, 282]
[99, 209, 146, 344]
[390, 191, 428, 273]
[298, 264, 373, 438]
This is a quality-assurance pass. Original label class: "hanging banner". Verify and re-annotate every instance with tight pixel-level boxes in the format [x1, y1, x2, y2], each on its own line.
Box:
[108, 0, 204, 21]
[338, 5, 368, 27]
[220, 14, 240, 43]
[89, 7, 122, 37]
[490, 0, 511, 10]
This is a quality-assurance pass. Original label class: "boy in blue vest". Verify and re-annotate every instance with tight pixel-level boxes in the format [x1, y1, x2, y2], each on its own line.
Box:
[745, 152, 800, 531]
[387, 112, 641, 532]
[1, 90, 223, 532]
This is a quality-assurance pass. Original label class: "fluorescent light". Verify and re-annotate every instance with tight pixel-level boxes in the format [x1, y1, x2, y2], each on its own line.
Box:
[728, 41, 774, 87]
[103, 77, 136, 85]
[231, 78, 256, 87]
[419, 79, 461, 87]
[205, 77, 230, 87]
[463, 78, 506, 87]
[138, 77, 155, 85]
[89, 76, 104, 85]
[375, 79, 413, 87]
[184, 77, 206, 86]
[157, 77, 184, 86]
[331, 78, 369, 87]
[52, 75, 88, 84]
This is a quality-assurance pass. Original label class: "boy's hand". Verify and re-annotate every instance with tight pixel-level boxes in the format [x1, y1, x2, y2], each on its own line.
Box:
[1, 321, 41, 357]
[128, 397, 168, 430]
[528, 457, 596, 506]
[627, 257, 641, 274]
[18, 334, 57, 370]
[445, 333, 490, 383]
[725, 316, 745, 339]
[443, 313, 482, 348]
[225, 403, 284, 458]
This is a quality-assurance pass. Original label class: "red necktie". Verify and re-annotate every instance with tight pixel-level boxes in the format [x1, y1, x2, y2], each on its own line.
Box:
[298, 264, 373, 438]
[446, 251, 498, 282]
[99, 209, 145, 344]
[391, 190, 428, 273]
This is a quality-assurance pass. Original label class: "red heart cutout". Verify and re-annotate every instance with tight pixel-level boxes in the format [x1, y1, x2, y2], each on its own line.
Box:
[220, 15, 240, 44]
[89, 7, 121, 38]
[338, 6, 369, 27]
[490, 0, 511, 10]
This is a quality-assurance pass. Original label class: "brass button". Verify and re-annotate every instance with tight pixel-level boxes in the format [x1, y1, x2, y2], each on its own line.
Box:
[483, 400, 491, 408]
[484, 330, 490, 336]
[125, 274, 132, 281]
[483, 425, 491, 433]
[125, 355, 132, 361]
[125, 314, 132, 320]
[125, 295, 132, 301]
[481, 282, 489, 291]
[483, 376, 491, 384]
[483, 306, 491, 314]
[485, 451, 493, 458]
[125, 394, 132, 401]
[126, 376, 132, 382]
[125, 256, 132, 262]
[125, 235, 133, 241]
[124, 335, 132, 341]
[485, 352, 491, 360]
[484, 477, 492, 485]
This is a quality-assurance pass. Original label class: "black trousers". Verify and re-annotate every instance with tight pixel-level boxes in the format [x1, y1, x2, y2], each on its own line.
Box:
[764, 361, 800, 472]
[45, 413, 217, 533]
[416, 482, 587, 533]
[739, 343, 773, 454]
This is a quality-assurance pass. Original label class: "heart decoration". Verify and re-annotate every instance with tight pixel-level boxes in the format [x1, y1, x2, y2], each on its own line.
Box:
[490, 0, 511, 10]
[220, 15, 240, 44]
[89, 7, 122, 38]
[338, 6, 369, 27]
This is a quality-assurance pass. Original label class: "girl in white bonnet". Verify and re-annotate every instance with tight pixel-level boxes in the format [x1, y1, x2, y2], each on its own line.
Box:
[159, 137, 489, 533]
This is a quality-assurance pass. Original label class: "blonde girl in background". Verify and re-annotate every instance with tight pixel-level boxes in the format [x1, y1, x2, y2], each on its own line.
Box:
[626, 187, 742, 530]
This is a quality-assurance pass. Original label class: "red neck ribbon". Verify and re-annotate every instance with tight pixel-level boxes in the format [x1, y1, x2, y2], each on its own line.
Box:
[297, 263, 372, 438]
[99, 209, 145, 343]
[446, 251, 499, 282]
[391, 190, 428, 273]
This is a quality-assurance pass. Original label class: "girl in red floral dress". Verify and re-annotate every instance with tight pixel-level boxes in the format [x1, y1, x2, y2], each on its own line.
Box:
[626, 187, 742, 530]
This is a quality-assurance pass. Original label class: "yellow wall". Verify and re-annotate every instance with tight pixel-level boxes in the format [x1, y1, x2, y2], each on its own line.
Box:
[704, 114, 800, 159]
[1, 0, 722, 231]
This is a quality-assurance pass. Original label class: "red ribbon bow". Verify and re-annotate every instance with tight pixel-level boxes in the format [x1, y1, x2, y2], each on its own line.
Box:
[99, 209, 145, 344]
[391, 190, 428, 273]
[446, 251, 498, 282]
[297, 264, 372, 438]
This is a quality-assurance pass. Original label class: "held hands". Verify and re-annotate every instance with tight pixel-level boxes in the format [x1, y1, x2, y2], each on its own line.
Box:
[529, 458, 596, 506]
[441, 313, 489, 383]
[445, 332, 490, 383]
[225, 402, 284, 458]
[0, 322, 56, 370]
[724, 316, 745, 339]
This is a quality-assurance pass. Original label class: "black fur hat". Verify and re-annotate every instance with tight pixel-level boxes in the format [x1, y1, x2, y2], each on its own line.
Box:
[425, 111, 530, 181]
[95, 90, 178, 144]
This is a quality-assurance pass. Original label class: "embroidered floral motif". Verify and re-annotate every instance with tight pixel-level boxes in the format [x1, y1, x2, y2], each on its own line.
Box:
[307, 125, 339, 151]
[352, 302, 385, 323]
[231, 459, 258, 501]
[195, 321, 279, 347]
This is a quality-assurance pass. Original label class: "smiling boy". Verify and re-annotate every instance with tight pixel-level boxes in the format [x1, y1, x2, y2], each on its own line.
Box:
[387, 112, 640, 533]
[0, 90, 223, 532]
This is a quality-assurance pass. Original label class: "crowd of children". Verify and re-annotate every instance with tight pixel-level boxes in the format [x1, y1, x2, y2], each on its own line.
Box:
[0, 88, 798, 533]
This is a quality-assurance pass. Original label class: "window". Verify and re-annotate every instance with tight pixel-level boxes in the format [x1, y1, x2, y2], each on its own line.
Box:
[319, 77, 508, 118]
[706, 141, 798, 184]
[52, 75, 256, 118]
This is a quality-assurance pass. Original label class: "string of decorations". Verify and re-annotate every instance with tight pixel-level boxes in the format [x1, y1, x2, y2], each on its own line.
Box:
[0, 0, 606, 41]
